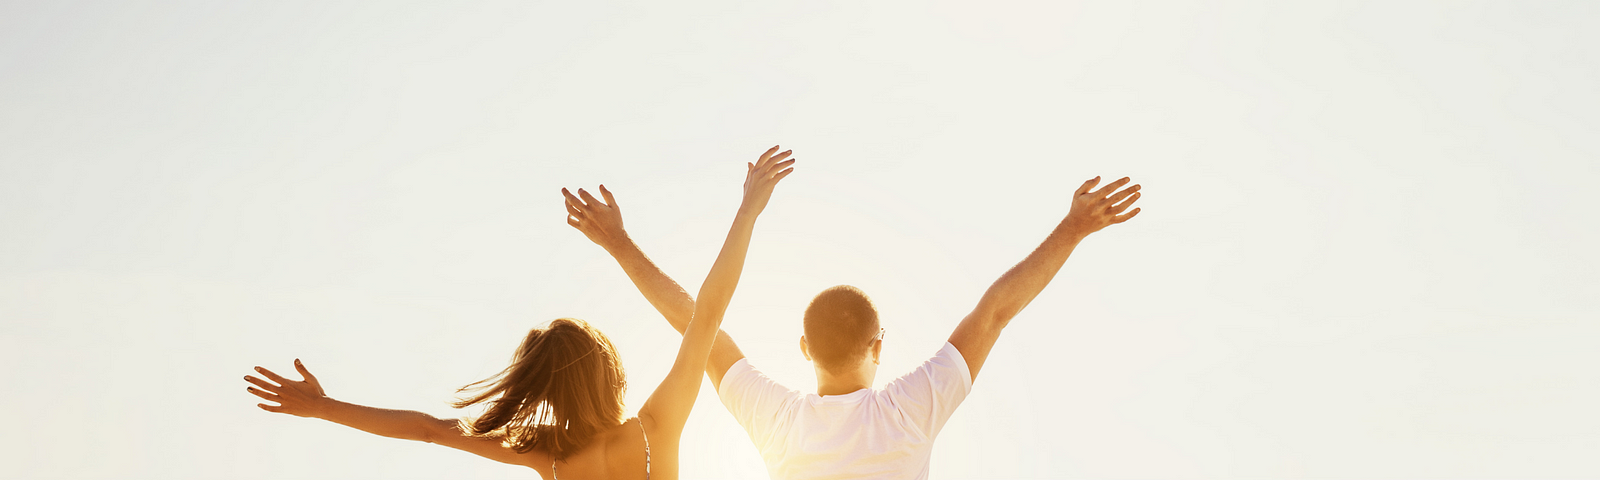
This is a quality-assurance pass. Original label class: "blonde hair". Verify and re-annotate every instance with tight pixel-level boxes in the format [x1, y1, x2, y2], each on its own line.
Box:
[454, 318, 626, 460]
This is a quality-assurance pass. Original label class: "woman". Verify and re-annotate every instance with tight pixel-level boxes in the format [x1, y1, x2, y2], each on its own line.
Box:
[243, 146, 797, 479]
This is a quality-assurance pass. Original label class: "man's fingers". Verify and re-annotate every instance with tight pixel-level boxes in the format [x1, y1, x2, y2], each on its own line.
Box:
[246, 386, 280, 402]
[1109, 192, 1140, 214]
[1105, 184, 1141, 205]
[1075, 177, 1100, 197]
[1112, 207, 1141, 224]
[598, 184, 617, 208]
[561, 188, 587, 208]
[1091, 177, 1131, 198]
[254, 366, 290, 385]
[257, 403, 285, 413]
[577, 188, 603, 208]
[244, 375, 280, 392]
[563, 194, 588, 216]
[293, 358, 317, 385]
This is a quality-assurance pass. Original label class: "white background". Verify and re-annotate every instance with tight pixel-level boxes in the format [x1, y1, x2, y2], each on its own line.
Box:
[2, 1, 1597, 478]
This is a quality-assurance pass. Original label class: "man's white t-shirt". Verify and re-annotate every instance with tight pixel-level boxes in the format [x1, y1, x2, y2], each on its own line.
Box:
[717, 342, 974, 480]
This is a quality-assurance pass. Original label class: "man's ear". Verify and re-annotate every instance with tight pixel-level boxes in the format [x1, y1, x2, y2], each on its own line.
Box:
[870, 339, 883, 365]
[799, 336, 812, 361]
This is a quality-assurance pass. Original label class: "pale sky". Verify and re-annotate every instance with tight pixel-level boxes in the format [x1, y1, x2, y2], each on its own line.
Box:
[2, 1, 1597, 478]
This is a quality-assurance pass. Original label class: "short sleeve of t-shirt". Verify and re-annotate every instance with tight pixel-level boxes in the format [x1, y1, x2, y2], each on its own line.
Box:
[718, 359, 801, 450]
[881, 342, 974, 439]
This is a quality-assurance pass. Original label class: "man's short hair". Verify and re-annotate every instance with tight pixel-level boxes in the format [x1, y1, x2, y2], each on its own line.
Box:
[803, 285, 881, 372]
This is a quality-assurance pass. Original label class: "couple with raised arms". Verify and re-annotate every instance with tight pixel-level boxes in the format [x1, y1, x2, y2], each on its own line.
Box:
[244, 146, 1142, 480]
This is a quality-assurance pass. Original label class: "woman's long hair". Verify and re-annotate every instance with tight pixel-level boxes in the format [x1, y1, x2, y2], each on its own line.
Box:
[454, 318, 626, 460]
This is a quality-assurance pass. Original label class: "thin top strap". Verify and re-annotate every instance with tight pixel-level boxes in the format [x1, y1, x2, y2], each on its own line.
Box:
[639, 417, 652, 480]
[550, 418, 651, 480]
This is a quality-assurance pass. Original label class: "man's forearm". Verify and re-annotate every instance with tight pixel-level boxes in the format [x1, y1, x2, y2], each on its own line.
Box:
[603, 235, 696, 333]
[600, 228, 748, 387]
[949, 175, 1141, 382]
[972, 222, 1089, 328]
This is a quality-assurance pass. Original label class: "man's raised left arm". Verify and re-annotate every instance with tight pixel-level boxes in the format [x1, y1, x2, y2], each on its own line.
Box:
[946, 176, 1142, 382]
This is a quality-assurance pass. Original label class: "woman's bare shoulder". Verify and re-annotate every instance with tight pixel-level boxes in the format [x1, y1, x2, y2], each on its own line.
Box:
[600, 417, 651, 476]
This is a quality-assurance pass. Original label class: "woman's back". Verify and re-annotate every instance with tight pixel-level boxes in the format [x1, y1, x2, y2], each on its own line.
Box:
[540, 417, 665, 480]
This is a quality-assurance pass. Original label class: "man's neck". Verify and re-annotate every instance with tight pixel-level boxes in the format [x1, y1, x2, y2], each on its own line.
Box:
[814, 362, 876, 396]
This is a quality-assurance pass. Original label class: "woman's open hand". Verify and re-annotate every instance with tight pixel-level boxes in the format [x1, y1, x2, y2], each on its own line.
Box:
[740, 145, 796, 217]
[245, 359, 330, 418]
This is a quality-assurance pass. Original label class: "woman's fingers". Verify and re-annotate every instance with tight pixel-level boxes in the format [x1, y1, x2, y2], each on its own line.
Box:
[751, 158, 796, 184]
[567, 216, 582, 228]
[257, 403, 285, 413]
[255, 366, 290, 385]
[757, 145, 780, 166]
[566, 202, 584, 218]
[293, 359, 318, 386]
[246, 386, 280, 402]
[745, 145, 794, 200]
[765, 150, 792, 169]
[244, 375, 280, 392]
[768, 158, 796, 175]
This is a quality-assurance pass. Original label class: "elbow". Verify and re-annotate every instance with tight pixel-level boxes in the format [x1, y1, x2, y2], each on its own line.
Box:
[414, 426, 437, 444]
[976, 308, 1017, 333]
[416, 415, 456, 444]
[997, 307, 1021, 328]
[953, 310, 1009, 347]
[990, 315, 1015, 334]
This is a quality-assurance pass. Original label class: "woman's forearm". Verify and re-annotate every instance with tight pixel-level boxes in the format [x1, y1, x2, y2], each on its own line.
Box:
[314, 398, 451, 443]
[691, 210, 757, 328]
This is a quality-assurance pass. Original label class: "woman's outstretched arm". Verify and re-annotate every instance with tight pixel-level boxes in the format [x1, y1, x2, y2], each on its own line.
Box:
[245, 359, 549, 469]
[637, 145, 795, 435]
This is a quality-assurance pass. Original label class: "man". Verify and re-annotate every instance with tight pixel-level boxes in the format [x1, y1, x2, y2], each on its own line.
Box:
[563, 150, 1141, 480]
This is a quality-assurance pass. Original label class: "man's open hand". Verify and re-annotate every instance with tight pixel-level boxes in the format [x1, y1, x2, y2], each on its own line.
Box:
[564, 185, 627, 250]
[1062, 176, 1141, 236]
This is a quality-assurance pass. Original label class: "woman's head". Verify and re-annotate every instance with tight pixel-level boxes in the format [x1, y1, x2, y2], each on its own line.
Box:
[455, 318, 626, 460]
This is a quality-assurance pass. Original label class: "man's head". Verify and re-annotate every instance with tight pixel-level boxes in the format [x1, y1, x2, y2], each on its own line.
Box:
[800, 285, 882, 374]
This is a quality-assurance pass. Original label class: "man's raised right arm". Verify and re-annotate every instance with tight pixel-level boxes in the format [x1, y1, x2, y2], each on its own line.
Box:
[563, 185, 748, 390]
